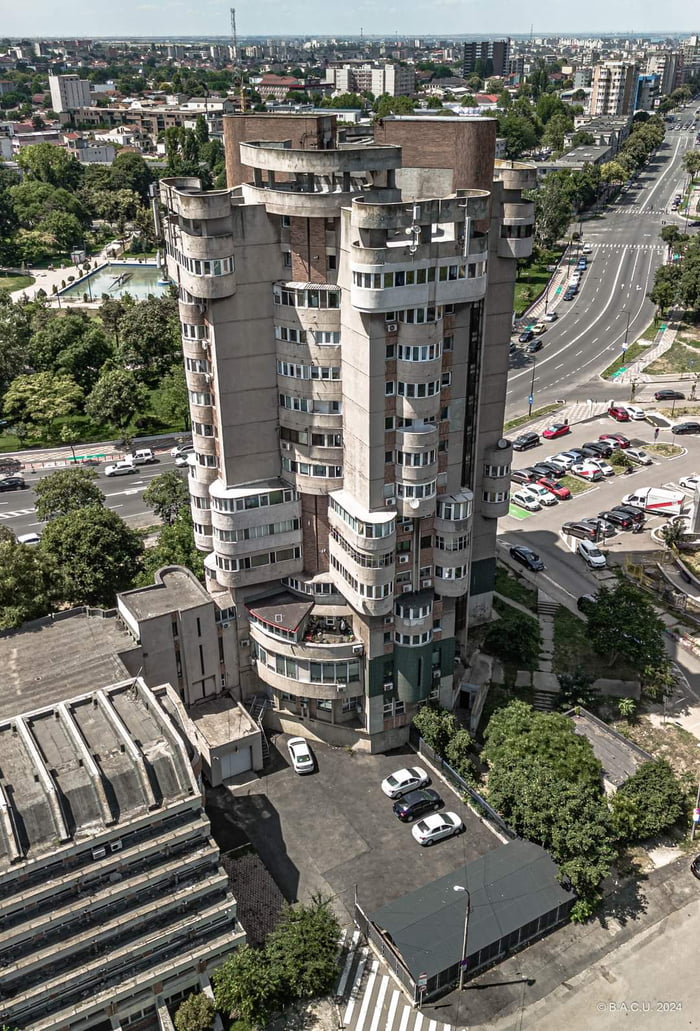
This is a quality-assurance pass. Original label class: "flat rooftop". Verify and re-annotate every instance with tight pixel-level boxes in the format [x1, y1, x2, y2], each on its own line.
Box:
[187, 695, 259, 748]
[0, 610, 137, 720]
[120, 566, 211, 621]
[0, 678, 199, 873]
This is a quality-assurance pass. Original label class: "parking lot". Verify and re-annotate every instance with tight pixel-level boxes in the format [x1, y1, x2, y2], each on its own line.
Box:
[215, 736, 501, 922]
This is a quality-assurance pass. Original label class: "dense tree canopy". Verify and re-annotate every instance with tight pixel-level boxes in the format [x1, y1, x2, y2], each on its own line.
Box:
[0, 536, 56, 629]
[34, 467, 104, 522]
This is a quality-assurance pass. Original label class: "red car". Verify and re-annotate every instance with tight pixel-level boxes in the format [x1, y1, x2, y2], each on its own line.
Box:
[599, 432, 630, 449]
[537, 477, 571, 500]
[542, 423, 571, 440]
[608, 406, 630, 422]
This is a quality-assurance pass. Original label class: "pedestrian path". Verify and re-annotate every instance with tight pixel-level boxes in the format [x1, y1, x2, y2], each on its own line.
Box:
[335, 936, 455, 1031]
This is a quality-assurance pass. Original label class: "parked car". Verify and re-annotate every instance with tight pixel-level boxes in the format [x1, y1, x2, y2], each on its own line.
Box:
[550, 451, 576, 469]
[0, 476, 26, 491]
[537, 477, 571, 499]
[175, 452, 194, 467]
[532, 321, 548, 335]
[585, 440, 614, 457]
[578, 540, 607, 568]
[672, 421, 700, 435]
[287, 736, 315, 774]
[526, 483, 558, 506]
[16, 532, 41, 545]
[170, 441, 194, 458]
[679, 475, 700, 490]
[543, 456, 570, 475]
[511, 468, 540, 484]
[0, 457, 22, 473]
[691, 854, 700, 880]
[654, 389, 685, 401]
[582, 243, 593, 253]
[621, 404, 646, 420]
[392, 788, 443, 823]
[580, 517, 616, 538]
[542, 311, 559, 322]
[560, 448, 586, 463]
[599, 433, 630, 449]
[542, 423, 570, 440]
[511, 489, 541, 512]
[509, 545, 545, 571]
[598, 508, 634, 529]
[576, 258, 587, 270]
[571, 461, 603, 481]
[518, 329, 535, 343]
[527, 339, 543, 353]
[577, 593, 597, 611]
[626, 447, 653, 465]
[587, 459, 614, 477]
[563, 288, 577, 301]
[562, 521, 598, 541]
[381, 767, 430, 799]
[512, 432, 540, 452]
[411, 811, 464, 847]
[608, 405, 631, 422]
[532, 461, 564, 478]
[104, 460, 136, 477]
[611, 505, 645, 526]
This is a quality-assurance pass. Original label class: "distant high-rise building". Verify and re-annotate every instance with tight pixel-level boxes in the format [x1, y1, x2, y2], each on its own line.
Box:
[635, 73, 660, 112]
[48, 73, 91, 113]
[645, 51, 682, 95]
[590, 61, 639, 117]
[462, 39, 511, 79]
[326, 63, 415, 97]
[159, 112, 535, 749]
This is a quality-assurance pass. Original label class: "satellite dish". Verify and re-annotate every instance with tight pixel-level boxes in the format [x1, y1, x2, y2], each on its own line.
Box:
[410, 499, 420, 509]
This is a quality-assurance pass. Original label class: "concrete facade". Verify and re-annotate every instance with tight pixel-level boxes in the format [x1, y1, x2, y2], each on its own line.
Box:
[462, 39, 511, 79]
[590, 61, 639, 117]
[159, 115, 532, 750]
[48, 73, 91, 113]
[0, 677, 246, 1031]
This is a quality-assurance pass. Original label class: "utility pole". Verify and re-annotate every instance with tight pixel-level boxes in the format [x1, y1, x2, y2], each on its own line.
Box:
[453, 885, 470, 991]
[230, 7, 238, 61]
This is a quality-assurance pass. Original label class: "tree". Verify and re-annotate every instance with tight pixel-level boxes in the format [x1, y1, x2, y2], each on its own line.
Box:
[39, 210, 84, 251]
[649, 262, 681, 313]
[212, 945, 279, 1025]
[17, 142, 83, 189]
[34, 467, 104, 522]
[483, 609, 541, 667]
[529, 172, 573, 248]
[600, 160, 628, 185]
[9, 180, 89, 230]
[444, 727, 474, 780]
[683, 150, 700, 178]
[143, 470, 190, 525]
[40, 506, 143, 606]
[542, 111, 573, 152]
[0, 292, 31, 395]
[194, 114, 209, 145]
[611, 760, 686, 842]
[174, 993, 215, 1031]
[3, 371, 83, 439]
[413, 703, 460, 755]
[0, 535, 56, 629]
[138, 510, 204, 584]
[109, 151, 154, 202]
[117, 296, 181, 385]
[585, 583, 666, 674]
[499, 112, 540, 159]
[660, 520, 688, 551]
[265, 896, 340, 1000]
[570, 130, 595, 148]
[29, 311, 113, 392]
[86, 367, 148, 434]
[150, 363, 189, 429]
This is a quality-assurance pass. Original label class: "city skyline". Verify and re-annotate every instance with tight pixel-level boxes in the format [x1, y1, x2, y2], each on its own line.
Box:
[1, 0, 697, 40]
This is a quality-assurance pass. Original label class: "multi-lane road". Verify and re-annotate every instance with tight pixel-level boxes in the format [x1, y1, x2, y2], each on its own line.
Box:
[506, 122, 699, 418]
[0, 452, 184, 539]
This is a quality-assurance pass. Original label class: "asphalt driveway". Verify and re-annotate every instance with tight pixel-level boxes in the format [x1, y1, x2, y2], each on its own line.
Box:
[217, 736, 501, 922]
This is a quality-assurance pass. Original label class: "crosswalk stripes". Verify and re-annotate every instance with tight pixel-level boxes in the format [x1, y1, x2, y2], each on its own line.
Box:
[336, 935, 454, 1031]
[0, 508, 34, 519]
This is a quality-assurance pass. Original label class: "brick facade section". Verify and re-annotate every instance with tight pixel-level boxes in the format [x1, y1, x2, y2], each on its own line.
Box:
[301, 493, 330, 575]
[289, 216, 329, 283]
[224, 113, 337, 189]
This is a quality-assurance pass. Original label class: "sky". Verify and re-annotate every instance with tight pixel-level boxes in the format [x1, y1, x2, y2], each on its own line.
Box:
[0, 0, 696, 39]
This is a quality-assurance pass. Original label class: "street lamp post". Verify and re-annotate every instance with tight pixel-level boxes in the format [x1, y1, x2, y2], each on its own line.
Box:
[619, 308, 632, 361]
[453, 885, 471, 992]
[528, 351, 537, 417]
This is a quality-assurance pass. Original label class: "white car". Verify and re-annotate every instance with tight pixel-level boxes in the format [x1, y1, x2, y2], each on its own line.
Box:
[598, 435, 624, 449]
[571, 461, 603, 481]
[542, 311, 559, 322]
[511, 489, 541, 512]
[680, 475, 700, 490]
[526, 483, 558, 506]
[175, 452, 194, 467]
[411, 811, 464, 846]
[582, 243, 593, 253]
[287, 736, 314, 774]
[551, 451, 576, 469]
[621, 405, 646, 420]
[589, 459, 615, 477]
[627, 447, 653, 466]
[170, 441, 194, 458]
[381, 766, 430, 799]
[16, 532, 41, 545]
[104, 460, 136, 476]
[578, 539, 607, 569]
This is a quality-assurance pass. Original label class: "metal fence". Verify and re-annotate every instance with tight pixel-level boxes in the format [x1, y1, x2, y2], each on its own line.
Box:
[408, 726, 517, 840]
[354, 900, 417, 1003]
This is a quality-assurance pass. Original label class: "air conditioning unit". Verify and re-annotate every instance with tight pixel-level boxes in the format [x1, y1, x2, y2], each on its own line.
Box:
[433, 668, 441, 679]
[281, 440, 292, 451]
[352, 644, 364, 655]
[336, 681, 346, 692]
[383, 680, 394, 692]
[222, 622, 230, 629]
[384, 615, 393, 625]
[400, 519, 414, 530]
[399, 555, 410, 564]
[110, 839, 123, 853]
[386, 322, 398, 334]
[204, 372, 213, 383]
[402, 584, 413, 593]
[200, 338, 209, 348]
[385, 497, 396, 507]
[239, 637, 250, 648]
[92, 846, 107, 861]
[196, 300, 207, 313]
[421, 578, 433, 588]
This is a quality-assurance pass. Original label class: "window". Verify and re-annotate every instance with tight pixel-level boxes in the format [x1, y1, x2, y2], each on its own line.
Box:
[435, 534, 469, 551]
[441, 372, 452, 387]
[277, 361, 340, 380]
[385, 451, 393, 464]
[327, 253, 337, 270]
[329, 497, 394, 539]
[274, 325, 308, 343]
[283, 251, 292, 267]
[394, 631, 432, 646]
[274, 286, 340, 309]
[182, 323, 207, 340]
[279, 394, 312, 413]
[212, 487, 297, 513]
[281, 215, 291, 227]
[282, 457, 342, 478]
[165, 242, 233, 276]
[397, 306, 442, 324]
[396, 481, 436, 500]
[397, 343, 441, 362]
[216, 546, 302, 572]
[437, 498, 472, 521]
[443, 334, 454, 351]
[435, 564, 467, 579]
[196, 453, 218, 468]
[214, 518, 300, 543]
[186, 357, 210, 373]
[385, 416, 395, 430]
[314, 330, 340, 344]
[192, 495, 210, 510]
[483, 490, 509, 503]
[395, 450, 436, 467]
[385, 381, 395, 396]
[386, 343, 395, 359]
[484, 463, 510, 478]
[330, 527, 393, 568]
[397, 381, 440, 398]
[189, 390, 213, 406]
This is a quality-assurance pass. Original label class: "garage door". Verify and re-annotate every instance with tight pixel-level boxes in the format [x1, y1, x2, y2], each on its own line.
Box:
[218, 746, 252, 780]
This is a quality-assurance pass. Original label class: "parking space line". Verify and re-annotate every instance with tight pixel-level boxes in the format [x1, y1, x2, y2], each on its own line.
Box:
[385, 990, 400, 1031]
[368, 976, 389, 1031]
[354, 960, 379, 1031]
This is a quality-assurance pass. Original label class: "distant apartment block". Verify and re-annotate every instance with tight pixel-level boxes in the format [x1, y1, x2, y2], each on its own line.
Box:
[590, 61, 639, 117]
[48, 72, 91, 113]
[462, 39, 511, 79]
[0, 676, 245, 1031]
[326, 62, 416, 97]
[645, 51, 683, 95]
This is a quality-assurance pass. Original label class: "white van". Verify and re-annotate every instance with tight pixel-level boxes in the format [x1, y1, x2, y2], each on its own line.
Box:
[130, 449, 157, 465]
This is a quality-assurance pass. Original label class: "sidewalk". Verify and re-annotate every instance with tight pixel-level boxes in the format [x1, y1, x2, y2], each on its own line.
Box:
[9, 240, 137, 304]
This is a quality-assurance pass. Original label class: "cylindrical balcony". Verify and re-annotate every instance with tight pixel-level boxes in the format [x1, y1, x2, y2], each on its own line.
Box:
[498, 236, 534, 260]
[493, 159, 538, 192]
[433, 567, 469, 597]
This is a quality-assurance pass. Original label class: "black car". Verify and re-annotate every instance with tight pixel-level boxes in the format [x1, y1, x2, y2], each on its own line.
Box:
[577, 594, 597, 613]
[611, 504, 645, 526]
[531, 462, 562, 478]
[581, 517, 616, 538]
[672, 422, 700, 435]
[598, 509, 633, 529]
[0, 476, 26, 491]
[527, 339, 543, 353]
[518, 329, 535, 343]
[509, 545, 545, 571]
[563, 289, 576, 301]
[562, 521, 597, 541]
[511, 467, 540, 484]
[654, 389, 685, 401]
[392, 787, 443, 823]
[582, 441, 613, 458]
[512, 432, 540, 452]
[691, 854, 700, 880]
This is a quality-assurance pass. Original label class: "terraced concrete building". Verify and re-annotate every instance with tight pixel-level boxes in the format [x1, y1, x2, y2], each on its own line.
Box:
[159, 114, 535, 749]
[0, 678, 244, 1031]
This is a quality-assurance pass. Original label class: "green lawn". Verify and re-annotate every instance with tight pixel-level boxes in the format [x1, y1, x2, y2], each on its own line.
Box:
[552, 605, 638, 680]
[602, 340, 649, 380]
[0, 272, 35, 293]
[495, 565, 538, 611]
[644, 336, 700, 375]
[559, 474, 595, 495]
[646, 442, 683, 457]
[512, 248, 565, 317]
[504, 403, 563, 432]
